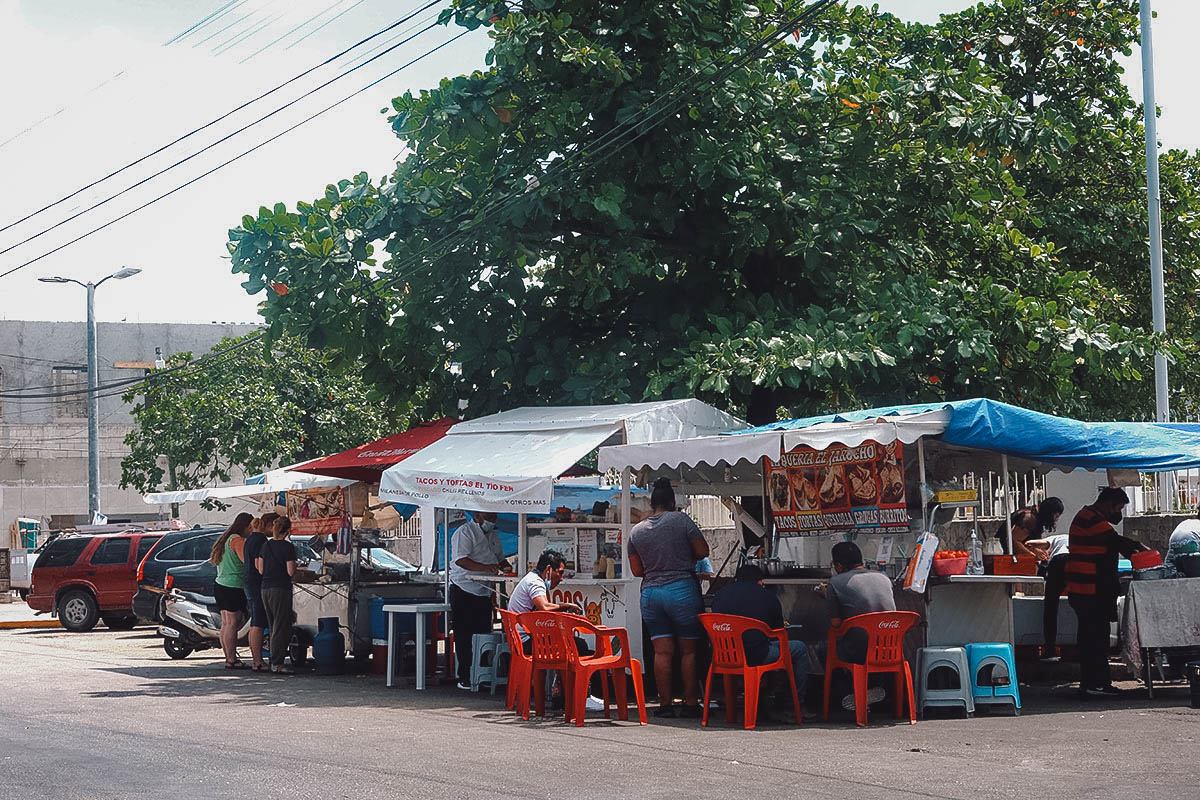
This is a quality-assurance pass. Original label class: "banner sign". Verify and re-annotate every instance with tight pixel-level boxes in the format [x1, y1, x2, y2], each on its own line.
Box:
[767, 440, 909, 537]
[287, 487, 345, 536]
[379, 470, 552, 513]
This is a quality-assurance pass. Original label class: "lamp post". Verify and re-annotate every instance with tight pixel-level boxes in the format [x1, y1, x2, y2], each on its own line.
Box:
[39, 267, 142, 519]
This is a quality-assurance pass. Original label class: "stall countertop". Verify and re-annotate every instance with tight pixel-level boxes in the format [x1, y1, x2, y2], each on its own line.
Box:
[763, 577, 828, 586]
[934, 574, 1044, 585]
[465, 572, 631, 586]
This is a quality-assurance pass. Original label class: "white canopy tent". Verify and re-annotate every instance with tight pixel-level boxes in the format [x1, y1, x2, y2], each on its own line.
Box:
[379, 400, 746, 513]
[143, 461, 355, 506]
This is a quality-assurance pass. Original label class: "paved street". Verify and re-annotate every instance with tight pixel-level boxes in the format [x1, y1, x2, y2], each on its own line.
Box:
[1, 626, 1197, 800]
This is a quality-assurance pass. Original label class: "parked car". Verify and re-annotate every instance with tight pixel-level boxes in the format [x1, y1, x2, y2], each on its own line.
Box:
[27, 531, 165, 632]
[132, 526, 224, 622]
[164, 539, 325, 597]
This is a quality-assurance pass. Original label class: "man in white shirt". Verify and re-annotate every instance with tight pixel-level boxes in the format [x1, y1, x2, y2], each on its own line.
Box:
[507, 550, 581, 617]
[450, 511, 500, 690]
[1164, 514, 1200, 578]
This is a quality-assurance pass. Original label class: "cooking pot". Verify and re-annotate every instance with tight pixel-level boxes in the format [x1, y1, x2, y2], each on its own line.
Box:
[1174, 553, 1200, 579]
[1130, 550, 1163, 570]
[1134, 566, 1165, 581]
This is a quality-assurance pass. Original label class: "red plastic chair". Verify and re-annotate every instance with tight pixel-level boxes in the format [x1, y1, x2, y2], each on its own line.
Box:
[821, 610, 919, 727]
[558, 616, 647, 727]
[498, 609, 533, 717]
[519, 610, 590, 720]
[698, 613, 802, 730]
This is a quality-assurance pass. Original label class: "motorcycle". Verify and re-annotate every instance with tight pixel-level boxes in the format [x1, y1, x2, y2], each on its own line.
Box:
[158, 588, 310, 665]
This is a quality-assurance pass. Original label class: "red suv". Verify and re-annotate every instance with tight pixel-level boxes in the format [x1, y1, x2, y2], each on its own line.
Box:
[28, 532, 163, 632]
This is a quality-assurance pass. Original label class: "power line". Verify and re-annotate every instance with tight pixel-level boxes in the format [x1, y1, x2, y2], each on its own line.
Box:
[0, 22, 465, 282]
[192, 4, 260, 48]
[285, 0, 368, 51]
[212, 9, 287, 56]
[237, 0, 348, 63]
[0, 0, 447, 238]
[163, 0, 244, 46]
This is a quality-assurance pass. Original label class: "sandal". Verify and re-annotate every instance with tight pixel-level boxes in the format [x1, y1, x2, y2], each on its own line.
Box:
[271, 665, 295, 675]
[251, 663, 269, 673]
[225, 659, 249, 670]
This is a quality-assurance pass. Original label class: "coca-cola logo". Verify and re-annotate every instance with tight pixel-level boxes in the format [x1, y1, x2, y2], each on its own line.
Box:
[536, 619, 557, 628]
[877, 620, 900, 629]
[713, 623, 732, 632]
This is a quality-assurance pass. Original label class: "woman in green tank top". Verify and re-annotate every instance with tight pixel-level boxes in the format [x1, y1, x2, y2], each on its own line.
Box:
[210, 513, 254, 668]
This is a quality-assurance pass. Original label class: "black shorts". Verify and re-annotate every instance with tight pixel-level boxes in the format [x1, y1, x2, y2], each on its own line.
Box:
[244, 585, 268, 628]
[214, 582, 248, 613]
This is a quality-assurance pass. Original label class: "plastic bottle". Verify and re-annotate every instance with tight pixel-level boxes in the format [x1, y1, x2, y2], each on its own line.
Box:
[968, 530, 984, 576]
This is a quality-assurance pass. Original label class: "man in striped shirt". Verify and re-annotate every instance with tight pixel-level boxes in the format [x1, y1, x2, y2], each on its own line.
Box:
[1066, 487, 1145, 697]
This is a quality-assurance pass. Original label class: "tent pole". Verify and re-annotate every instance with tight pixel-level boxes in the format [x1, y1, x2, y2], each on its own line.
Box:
[517, 513, 528, 576]
[917, 438, 929, 532]
[442, 508, 450, 602]
[621, 468, 632, 566]
[1001, 454, 1014, 555]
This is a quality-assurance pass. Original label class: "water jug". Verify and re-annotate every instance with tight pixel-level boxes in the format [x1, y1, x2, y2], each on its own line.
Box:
[313, 616, 346, 675]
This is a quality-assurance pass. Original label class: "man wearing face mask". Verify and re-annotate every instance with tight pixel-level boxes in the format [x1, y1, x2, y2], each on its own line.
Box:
[450, 511, 502, 690]
[1066, 487, 1147, 697]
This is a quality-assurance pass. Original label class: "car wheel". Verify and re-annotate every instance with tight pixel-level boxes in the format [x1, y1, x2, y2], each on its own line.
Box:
[17, 589, 28, 600]
[163, 638, 193, 659]
[102, 614, 138, 631]
[58, 590, 100, 632]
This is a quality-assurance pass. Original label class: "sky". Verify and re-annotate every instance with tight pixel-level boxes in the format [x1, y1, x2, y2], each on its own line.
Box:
[0, 0, 1195, 324]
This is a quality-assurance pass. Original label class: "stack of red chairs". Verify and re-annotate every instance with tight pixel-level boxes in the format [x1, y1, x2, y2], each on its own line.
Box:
[498, 609, 532, 716]
[821, 610, 919, 727]
[698, 612, 802, 730]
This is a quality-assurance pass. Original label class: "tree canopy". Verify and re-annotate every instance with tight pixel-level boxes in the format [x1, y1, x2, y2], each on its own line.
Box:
[120, 334, 405, 499]
[227, 0, 1199, 424]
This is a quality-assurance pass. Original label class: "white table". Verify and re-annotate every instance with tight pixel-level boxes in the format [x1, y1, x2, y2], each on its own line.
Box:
[926, 575, 1043, 648]
[383, 602, 451, 690]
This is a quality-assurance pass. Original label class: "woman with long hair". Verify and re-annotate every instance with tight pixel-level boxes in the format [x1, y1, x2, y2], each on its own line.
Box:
[256, 516, 298, 675]
[210, 512, 254, 669]
[996, 496, 1066, 561]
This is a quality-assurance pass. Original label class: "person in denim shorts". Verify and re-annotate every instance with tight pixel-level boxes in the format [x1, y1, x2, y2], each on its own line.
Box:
[628, 478, 709, 718]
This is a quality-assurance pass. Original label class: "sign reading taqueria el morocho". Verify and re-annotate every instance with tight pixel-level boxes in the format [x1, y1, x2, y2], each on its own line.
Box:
[767, 440, 908, 537]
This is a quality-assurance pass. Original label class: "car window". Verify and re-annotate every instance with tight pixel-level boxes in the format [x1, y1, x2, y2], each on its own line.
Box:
[156, 534, 218, 562]
[37, 537, 89, 568]
[136, 536, 162, 564]
[187, 534, 218, 561]
[91, 538, 133, 566]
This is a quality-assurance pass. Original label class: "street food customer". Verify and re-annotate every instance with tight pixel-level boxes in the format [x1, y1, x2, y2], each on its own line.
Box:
[1066, 487, 1145, 696]
[209, 512, 253, 670]
[627, 478, 709, 718]
[450, 511, 500, 690]
[257, 516, 297, 675]
[825, 541, 896, 711]
[242, 513, 276, 672]
[1164, 511, 1200, 578]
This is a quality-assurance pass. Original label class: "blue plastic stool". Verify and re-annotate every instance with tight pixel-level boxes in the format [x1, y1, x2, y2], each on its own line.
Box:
[917, 646, 974, 718]
[965, 643, 1021, 715]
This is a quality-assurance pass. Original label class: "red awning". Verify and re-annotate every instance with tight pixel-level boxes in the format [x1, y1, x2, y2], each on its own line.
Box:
[292, 417, 459, 483]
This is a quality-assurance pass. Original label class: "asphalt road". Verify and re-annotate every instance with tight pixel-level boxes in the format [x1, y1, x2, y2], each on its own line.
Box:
[1, 626, 1197, 800]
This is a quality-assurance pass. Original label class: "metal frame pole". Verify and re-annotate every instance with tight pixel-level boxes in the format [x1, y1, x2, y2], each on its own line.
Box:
[1001, 454, 1014, 555]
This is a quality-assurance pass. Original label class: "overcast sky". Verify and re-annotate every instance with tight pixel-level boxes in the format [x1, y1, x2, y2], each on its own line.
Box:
[0, 1, 1193, 324]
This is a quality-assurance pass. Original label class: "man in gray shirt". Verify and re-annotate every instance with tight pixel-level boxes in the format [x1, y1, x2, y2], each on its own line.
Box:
[825, 541, 896, 711]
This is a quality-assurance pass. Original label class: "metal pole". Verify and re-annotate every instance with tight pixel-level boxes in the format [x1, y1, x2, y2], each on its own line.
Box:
[1141, 0, 1169, 422]
[85, 282, 100, 519]
[1001, 454, 1014, 555]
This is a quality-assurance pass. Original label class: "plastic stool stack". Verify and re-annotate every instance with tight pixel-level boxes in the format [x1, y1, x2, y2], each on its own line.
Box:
[917, 646, 974, 718]
[965, 642, 1021, 714]
[469, 632, 510, 694]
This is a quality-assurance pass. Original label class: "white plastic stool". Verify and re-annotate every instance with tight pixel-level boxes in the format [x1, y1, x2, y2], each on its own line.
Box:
[917, 646, 975, 718]
[469, 632, 509, 694]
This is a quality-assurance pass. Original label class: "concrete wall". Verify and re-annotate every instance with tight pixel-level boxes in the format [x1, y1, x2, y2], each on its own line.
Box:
[0, 320, 261, 527]
[938, 513, 1193, 552]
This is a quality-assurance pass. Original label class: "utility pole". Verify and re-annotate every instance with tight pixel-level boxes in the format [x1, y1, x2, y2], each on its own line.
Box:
[1140, 1, 1173, 513]
[39, 268, 142, 520]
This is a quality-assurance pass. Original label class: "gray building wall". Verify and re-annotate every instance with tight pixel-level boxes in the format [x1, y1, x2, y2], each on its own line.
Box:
[0, 320, 261, 528]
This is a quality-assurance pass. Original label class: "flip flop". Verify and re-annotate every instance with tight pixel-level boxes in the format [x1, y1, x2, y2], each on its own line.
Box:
[251, 664, 269, 673]
[225, 660, 249, 670]
[271, 666, 295, 675]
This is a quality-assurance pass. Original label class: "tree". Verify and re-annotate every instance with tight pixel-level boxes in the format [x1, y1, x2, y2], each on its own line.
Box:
[227, 0, 1195, 424]
[120, 334, 406, 501]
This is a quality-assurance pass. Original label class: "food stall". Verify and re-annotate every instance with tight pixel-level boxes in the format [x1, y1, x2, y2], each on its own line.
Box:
[377, 400, 747, 659]
[598, 398, 1200, 656]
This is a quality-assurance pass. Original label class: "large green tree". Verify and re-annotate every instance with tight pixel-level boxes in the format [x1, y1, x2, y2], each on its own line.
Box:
[120, 334, 406, 499]
[228, 0, 1197, 424]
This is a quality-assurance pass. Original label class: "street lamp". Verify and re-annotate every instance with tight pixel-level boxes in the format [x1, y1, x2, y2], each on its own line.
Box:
[38, 267, 142, 519]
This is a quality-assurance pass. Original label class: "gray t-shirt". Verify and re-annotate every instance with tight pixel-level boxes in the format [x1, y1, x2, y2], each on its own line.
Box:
[628, 511, 704, 588]
[826, 567, 896, 622]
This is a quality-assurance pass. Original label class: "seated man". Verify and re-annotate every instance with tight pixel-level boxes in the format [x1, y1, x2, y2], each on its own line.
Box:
[825, 541, 896, 711]
[711, 564, 809, 716]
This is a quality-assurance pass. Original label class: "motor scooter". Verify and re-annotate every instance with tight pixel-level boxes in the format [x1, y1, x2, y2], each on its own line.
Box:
[158, 588, 309, 665]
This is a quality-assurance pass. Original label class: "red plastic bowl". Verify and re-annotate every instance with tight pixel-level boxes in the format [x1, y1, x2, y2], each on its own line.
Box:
[1130, 550, 1163, 570]
[931, 556, 968, 576]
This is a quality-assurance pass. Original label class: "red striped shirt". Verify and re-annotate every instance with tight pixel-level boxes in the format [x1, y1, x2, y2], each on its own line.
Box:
[1065, 506, 1118, 598]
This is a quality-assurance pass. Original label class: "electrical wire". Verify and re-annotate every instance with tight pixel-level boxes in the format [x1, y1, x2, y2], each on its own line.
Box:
[192, 4, 260, 48]
[0, 71, 128, 152]
[163, 0, 245, 46]
[0, 0, 448, 238]
[0, 22, 466, 282]
[237, 0, 348, 63]
[285, 0, 368, 51]
[212, 10, 287, 56]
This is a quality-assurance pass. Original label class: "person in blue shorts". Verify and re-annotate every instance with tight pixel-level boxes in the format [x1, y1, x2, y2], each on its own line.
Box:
[628, 477, 709, 719]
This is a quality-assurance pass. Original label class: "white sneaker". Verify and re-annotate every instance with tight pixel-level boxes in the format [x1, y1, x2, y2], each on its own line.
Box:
[585, 695, 605, 712]
[841, 685, 886, 711]
[457, 681, 472, 691]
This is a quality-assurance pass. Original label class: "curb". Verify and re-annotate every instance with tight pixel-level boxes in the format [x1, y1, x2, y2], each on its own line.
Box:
[0, 619, 62, 629]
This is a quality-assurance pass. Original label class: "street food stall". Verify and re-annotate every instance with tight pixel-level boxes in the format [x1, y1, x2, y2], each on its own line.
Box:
[378, 400, 747, 660]
[598, 398, 1200, 659]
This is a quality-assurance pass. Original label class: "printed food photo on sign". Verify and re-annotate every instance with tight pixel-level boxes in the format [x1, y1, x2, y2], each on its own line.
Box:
[817, 464, 848, 510]
[847, 462, 879, 507]
[769, 470, 791, 512]
[878, 447, 905, 505]
[789, 468, 819, 511]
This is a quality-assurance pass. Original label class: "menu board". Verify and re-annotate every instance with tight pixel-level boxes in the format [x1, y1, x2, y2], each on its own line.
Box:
[286, 486, 345, 536]
[767, 440, 908, 537]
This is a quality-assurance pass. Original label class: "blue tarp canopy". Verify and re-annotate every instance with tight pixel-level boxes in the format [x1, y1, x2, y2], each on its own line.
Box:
[737, 398, 1200, 472]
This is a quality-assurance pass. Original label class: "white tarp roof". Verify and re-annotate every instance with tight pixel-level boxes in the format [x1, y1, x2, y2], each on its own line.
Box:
[378, 400, 745, 513]
[143, 462, 355, 505]
[780, 409, 950, 451]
